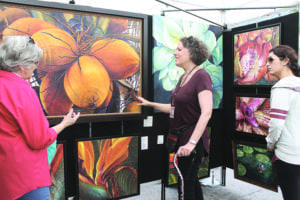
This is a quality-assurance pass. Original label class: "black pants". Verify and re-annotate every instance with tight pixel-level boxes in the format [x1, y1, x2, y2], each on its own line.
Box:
[177, 141, 205, 200]
[275, 159, 300, 200]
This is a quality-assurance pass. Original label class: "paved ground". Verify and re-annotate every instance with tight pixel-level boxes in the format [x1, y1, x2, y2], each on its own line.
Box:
[124, 167, 283, 200]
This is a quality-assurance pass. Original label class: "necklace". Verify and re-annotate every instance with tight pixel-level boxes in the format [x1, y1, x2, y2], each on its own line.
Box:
[179, 65, 198, 87]
[171, 65, 198, 106]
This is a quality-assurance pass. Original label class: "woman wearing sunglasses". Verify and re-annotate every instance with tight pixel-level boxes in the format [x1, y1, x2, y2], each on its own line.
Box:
[137, 36, 213, 200]
[0, 36, 80, 200]
[266, 45, 300, 200]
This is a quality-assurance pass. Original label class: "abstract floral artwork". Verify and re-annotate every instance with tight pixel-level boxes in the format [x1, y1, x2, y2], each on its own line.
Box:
[77, 136, 139, 199]
[232, 141, 277, 192]
[152, 15, 223, 109]
[168, 127, 211, 186]
[0, 1, 145, 122]
[168, 154, 210, 186]
[50, 143, 65, 200]
[235, 97, 270, 136]
[234, 25, 280, 85]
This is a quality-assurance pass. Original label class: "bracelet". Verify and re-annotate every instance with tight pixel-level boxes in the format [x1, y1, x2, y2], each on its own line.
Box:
[189, 140, 197, 145]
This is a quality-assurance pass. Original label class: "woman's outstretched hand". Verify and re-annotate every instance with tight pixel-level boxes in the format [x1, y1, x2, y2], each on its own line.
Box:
[61, 108, 80, 128]
[136, 96, 151, 107]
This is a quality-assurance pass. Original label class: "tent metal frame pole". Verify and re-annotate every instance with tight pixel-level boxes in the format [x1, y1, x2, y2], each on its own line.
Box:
[155, 0, 225, 28]
[163, 5, 297, 12]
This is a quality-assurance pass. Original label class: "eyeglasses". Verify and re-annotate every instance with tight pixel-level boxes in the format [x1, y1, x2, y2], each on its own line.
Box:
[28, 37, 35, 45]
[34, 61, 39, 67]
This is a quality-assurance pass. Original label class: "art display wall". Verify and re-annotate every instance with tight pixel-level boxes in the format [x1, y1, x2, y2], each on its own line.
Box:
[0, 0, 298, 198]
[223, 11, 299, 192]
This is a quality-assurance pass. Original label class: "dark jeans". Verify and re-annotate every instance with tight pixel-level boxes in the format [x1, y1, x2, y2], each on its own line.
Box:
[275, 160, 300, 200]
[177, 141, 205, 200]
[17, 186, 50, 200]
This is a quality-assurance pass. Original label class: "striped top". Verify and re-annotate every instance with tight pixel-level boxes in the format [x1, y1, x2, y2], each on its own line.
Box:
[266, 76, 300, 165]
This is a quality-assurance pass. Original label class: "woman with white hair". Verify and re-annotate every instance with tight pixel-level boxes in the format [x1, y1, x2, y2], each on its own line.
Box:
[0, 35, 80, 200]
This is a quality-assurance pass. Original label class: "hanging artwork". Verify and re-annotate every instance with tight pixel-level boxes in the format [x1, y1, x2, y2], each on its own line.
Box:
[0, 0, 148, 123]
[77, 136, 139, 199]
[235, 96, 270, 136]
[168, 154, 210, 186]
[232, 140, 277, 192]
[233, 24, 280, 86]
[49, 142, 65, 200]
[167, 127, 211, 186]
[152, 15, 223, 109]
[299, 12, 300, 65]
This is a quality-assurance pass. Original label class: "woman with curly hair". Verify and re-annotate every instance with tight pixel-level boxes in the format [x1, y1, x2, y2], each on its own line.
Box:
[137, 36, 213, 200]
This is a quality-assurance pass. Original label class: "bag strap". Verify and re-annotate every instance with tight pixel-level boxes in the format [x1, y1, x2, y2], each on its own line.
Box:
[179, 122, 197, 132]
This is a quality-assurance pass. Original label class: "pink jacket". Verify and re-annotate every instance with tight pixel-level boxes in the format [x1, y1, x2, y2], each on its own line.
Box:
[0, 70, 57, 200]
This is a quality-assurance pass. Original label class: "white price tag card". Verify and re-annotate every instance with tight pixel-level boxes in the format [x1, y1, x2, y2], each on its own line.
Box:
[143, 116, 153, 127]
[141, 136, 148, 150]
[157, 135, 164, 144]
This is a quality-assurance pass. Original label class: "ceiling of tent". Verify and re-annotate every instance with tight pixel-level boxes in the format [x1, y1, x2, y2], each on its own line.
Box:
[39, 0, 299, 28]
[153, 0, 299, 28]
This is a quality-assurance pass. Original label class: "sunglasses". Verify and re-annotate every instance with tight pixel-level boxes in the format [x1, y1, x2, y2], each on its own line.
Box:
[28, 37, 35, 44]
[267, 57, 274, 62]
[267, 56, 284, 63]
[187, 36, 195, 45]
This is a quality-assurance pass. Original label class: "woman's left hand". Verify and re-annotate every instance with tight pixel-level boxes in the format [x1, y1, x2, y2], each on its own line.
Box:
[177, 143, 195, 157]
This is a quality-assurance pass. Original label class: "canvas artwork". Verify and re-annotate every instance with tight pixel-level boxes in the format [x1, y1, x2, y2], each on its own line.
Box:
[77, 136, 139, 199]
[168, 154, 209, 186]
[232, 141, 277, 192]
[235, 97, 270, 136]
[152, 15, 223, 109]
[0, 1, 145, 122]
[234, 25, 280, 85]
[49, 143, 65, 200]
[168, 127, 211, 186]
[299, 13, 300, 65]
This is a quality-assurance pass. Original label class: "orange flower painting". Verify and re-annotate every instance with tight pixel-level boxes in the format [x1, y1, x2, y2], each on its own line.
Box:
[0, 3, 143, 119]
[77, 136, 138, 199]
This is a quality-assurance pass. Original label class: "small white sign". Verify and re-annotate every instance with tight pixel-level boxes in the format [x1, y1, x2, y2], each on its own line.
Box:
[143, 116, 153, 127]
[157, 135, 164, 144]
[141, 136, 148, 150]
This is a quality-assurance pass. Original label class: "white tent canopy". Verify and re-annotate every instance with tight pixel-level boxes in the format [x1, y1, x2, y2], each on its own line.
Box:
[38, 0, 299, 28]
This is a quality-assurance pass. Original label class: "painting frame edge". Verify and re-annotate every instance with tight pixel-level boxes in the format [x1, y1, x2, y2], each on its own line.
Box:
[75, 134, 140, 200]
[232, 139, 278, 192]
[0, 0, 149, 125]
[232, 22, 281, 87]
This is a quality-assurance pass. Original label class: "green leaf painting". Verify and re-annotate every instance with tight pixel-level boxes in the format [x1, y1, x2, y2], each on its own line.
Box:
[153, 15, 223, 109]
[50, 144, 65, 200]
[235, 143, 276, 190]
